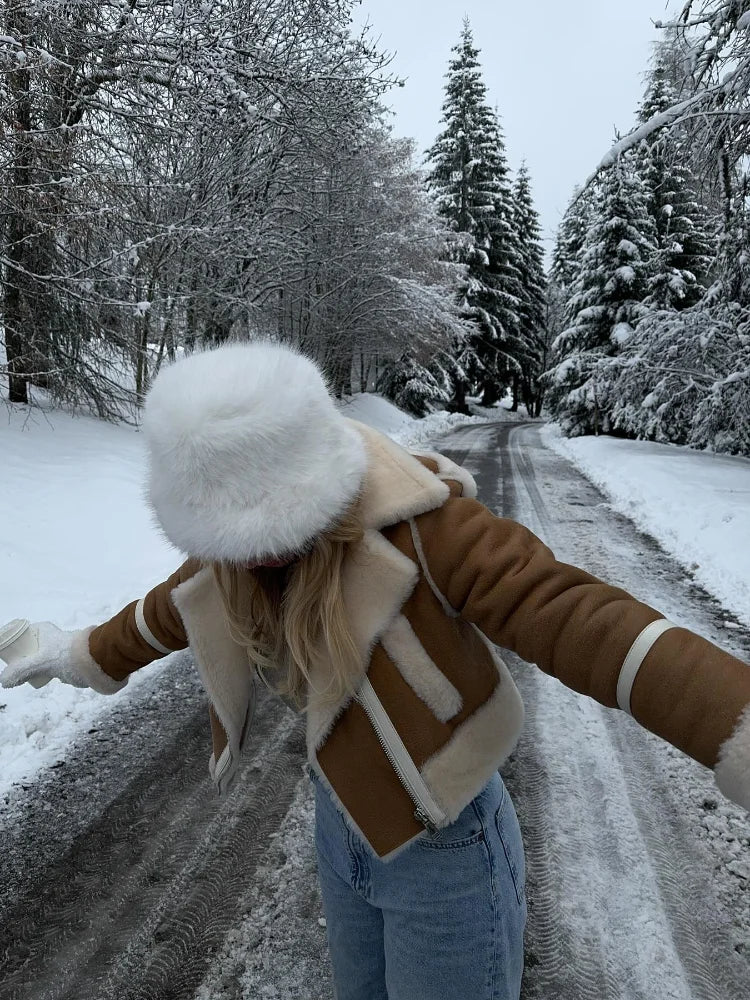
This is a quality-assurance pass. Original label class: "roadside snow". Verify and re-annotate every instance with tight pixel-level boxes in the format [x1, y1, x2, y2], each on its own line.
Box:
[340, 391, 490, 447]
[341, 391, 531, 448]
[542, 424, 750, 628]
[0, 406, 180, 797]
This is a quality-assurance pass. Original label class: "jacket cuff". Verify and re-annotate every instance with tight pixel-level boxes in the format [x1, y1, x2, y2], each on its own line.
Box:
[714, 702, 750, 810]
[73, 627, 129, 695]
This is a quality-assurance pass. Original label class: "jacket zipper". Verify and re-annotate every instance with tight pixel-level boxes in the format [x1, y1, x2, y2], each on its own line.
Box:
[356, 675, 447, 834]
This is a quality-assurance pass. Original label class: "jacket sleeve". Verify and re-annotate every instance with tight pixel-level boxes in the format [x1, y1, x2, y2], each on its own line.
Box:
[87, 559, 201, 682]
[413, 496, 750, 810]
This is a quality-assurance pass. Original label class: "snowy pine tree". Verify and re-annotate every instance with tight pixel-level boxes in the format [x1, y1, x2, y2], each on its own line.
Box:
[553, 5, 750, 454]
[550, 186, 594, 292]
[691, 189, 750, 454]
[377, 350, 452, 417]
[512, 164, 548, 415]
[605, 203, 750, 450]
[546, 186, 595, 396]
[547, 156, 657, 435]
[425, 19, 523, 411]
[636, 49, 716, 310]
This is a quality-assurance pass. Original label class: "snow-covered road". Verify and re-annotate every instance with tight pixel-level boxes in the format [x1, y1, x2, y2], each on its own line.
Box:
[2, 418, 749, 1000]
[0, 662, 327, 1000]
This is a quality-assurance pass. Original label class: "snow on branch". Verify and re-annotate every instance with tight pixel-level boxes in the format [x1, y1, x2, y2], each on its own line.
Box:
[583, 92, 715, 189]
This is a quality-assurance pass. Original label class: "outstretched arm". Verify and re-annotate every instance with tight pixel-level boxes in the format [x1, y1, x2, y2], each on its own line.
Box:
[0, 559, 200, 692]
[413, 496, 750, 809]
[87, 559, 199, 682]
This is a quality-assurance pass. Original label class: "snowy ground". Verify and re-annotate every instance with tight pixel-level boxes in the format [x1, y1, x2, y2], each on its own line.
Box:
[0, 406, 179, 796]
[542, 424, 750, 629]
[0, 393, 514, 798]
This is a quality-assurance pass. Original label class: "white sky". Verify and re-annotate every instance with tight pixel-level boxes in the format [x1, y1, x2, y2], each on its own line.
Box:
[352, 0, 680, 252]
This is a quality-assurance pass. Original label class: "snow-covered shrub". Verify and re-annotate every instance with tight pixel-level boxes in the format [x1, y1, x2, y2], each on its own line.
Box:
[690, 302, 750, 454]
[377, 353, 451, 417]
[604, 300, 750, 452]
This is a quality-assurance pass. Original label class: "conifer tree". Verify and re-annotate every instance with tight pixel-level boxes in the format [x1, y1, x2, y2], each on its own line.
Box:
[550, 186, 594, 292]
[547, 155, 657, 435]
[635, 48, 716, 310]
[377, 351, 452, 417]
[546, 186, 595, 398]
[425, 19, 522, 410]
[512, 164, 548, 415]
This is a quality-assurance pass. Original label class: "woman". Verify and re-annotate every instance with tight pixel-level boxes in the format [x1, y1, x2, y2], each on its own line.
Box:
[3, 340, 750, 1000]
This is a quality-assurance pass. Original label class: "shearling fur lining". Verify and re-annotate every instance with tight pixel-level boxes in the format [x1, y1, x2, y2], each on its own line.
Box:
[420, 649, 524, 822]
[407, 448, 479, 499]
[348, 420, 453, 529]
[307, 527, 420, 751]
[380, 614, 463, 722]
[715, 702, 750, 810]
[75, 627, 129, 694]
[172, 567, 256, 789]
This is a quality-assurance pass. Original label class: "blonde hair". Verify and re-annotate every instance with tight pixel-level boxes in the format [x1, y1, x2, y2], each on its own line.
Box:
[213, 501, 365, 710]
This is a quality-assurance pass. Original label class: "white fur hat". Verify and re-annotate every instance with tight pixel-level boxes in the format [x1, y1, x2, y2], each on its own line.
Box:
[141, 341, 368, 563]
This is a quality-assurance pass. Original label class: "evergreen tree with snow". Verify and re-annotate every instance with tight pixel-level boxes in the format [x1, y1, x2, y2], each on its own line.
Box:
[550, 186, 594, 292]
[635, 48, 716, 310]
[512, 163, 548, 415]
[547, 155, 657, 435]
[425, 19, 523, 410]
[377, 350, 452, 417]
[546, 186, 595, 400]
[605, 196, 749, 450]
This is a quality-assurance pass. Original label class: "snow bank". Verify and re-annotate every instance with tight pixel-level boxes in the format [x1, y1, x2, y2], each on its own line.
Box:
[341, 391, 491, 448]
[543, 424, 750, 628]
[0, 405, 180, 796]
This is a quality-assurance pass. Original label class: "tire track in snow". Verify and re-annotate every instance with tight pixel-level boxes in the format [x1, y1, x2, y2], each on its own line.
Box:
[0, 662, 308, 1000]
[436, 419, 750, 1000]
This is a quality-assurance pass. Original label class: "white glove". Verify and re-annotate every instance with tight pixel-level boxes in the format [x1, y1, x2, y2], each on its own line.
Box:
[0, 622, 126, 695]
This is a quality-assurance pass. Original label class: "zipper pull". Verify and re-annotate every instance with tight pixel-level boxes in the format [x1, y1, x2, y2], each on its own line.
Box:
[415, 806, 440, 836]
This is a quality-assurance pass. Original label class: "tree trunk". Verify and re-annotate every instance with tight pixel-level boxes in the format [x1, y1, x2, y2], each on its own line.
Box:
[135, 316, 150, 402]
[450, 377, 470, 415]
[331, 339, 353, 397]
[4, 310, 30, 404]
[481, 379, 501, 408]
[510, 375, 520, 412]
[3, 2, 33, 404]
[359, 348, 367, 393]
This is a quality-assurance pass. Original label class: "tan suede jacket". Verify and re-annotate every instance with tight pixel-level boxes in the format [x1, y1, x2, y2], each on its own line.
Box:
[80, 420, 750, 860]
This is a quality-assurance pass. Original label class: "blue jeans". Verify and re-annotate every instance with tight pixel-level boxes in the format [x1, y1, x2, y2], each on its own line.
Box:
[311, 768, 526, 1000]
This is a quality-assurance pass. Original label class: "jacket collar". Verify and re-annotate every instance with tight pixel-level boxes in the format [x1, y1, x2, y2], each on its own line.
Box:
[346, 418, 453, 529]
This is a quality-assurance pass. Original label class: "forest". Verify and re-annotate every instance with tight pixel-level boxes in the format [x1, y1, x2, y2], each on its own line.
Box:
[1, 0, 748, 455]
